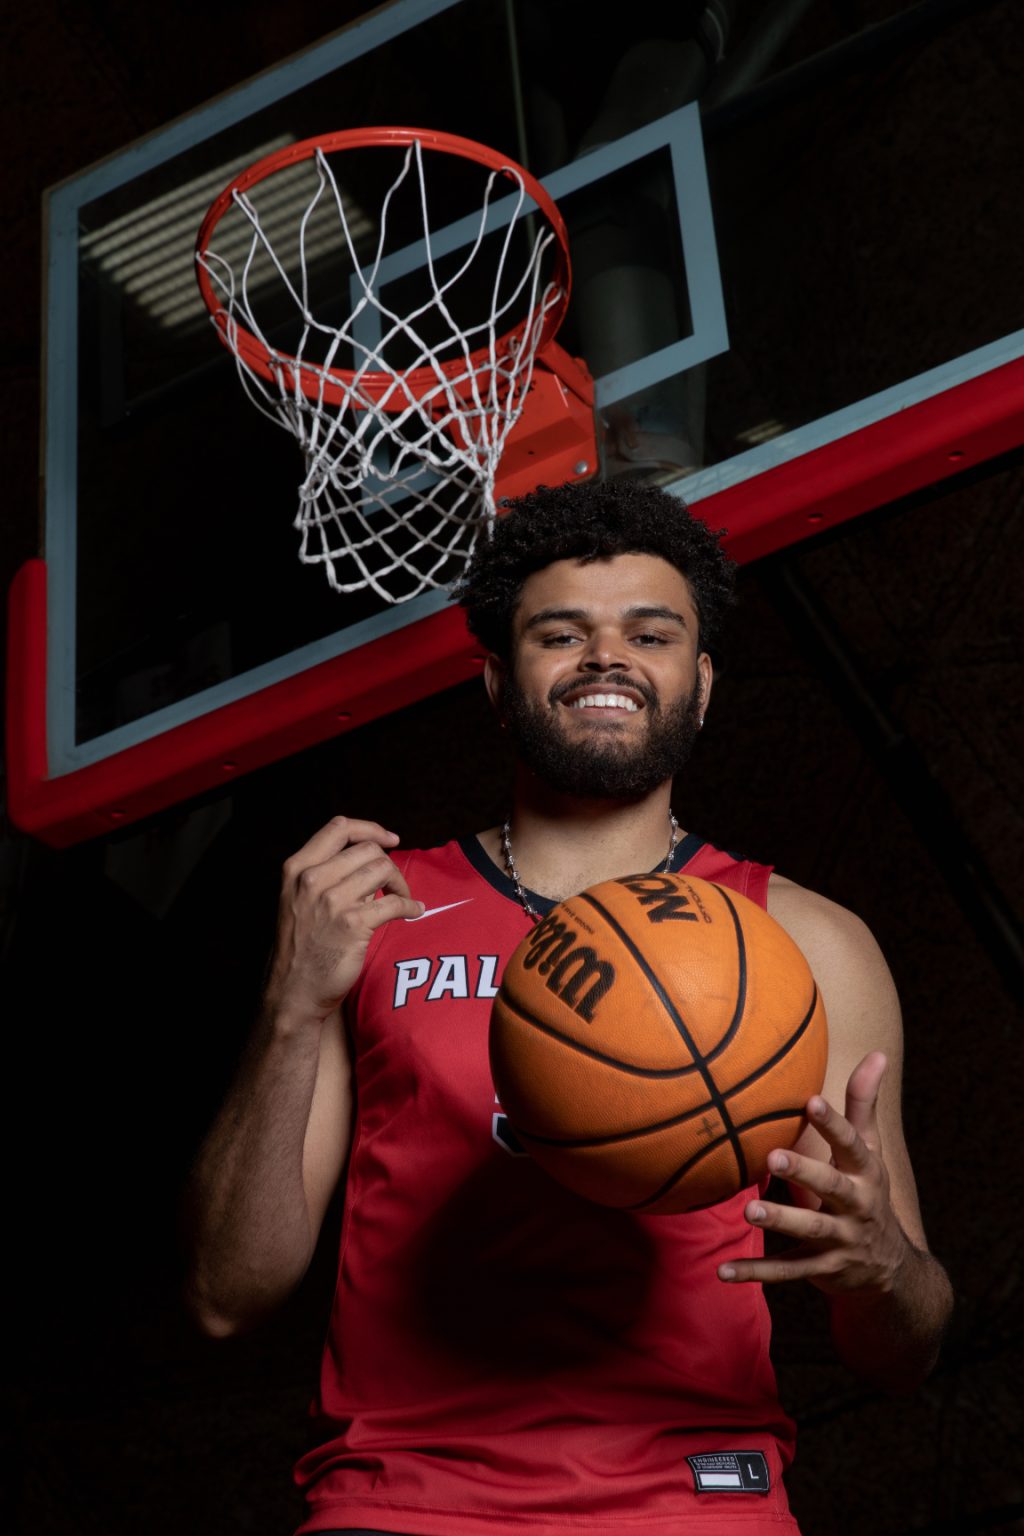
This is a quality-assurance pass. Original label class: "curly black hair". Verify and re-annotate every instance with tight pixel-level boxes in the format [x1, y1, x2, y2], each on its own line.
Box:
[454, 479, 736, 665]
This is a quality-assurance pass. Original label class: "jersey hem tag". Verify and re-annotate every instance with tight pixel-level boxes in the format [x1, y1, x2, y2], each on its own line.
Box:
[687, 1450, 771, 1494]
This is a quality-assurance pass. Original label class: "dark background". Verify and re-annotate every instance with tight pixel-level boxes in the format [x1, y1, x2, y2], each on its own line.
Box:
[2, 3, 1022, 1534]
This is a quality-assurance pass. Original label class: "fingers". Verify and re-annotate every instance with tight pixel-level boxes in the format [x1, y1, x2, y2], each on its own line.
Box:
[719, 1196, 857, 1287]
[364, 890, 426, 928]
[719, 1057, 897, 1294]
[268, 817, 423, 1018]
[285, 821, 414, 904]
[719, 1246, 835, 1286]
[771, 1140, 865, 1203]
[743, 1196, 842, 1245]
[297, 840, 414, 905]
[333, 854, 416, 911]
[716, 1195, 837, 1286]
[799, 1094, 874, 1176]
[721, 1185, 905, 1292]
[288, 815, 400, 869]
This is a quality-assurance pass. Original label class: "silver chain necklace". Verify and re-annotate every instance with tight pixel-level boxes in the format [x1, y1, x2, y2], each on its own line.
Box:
[500, 810, 680, 922]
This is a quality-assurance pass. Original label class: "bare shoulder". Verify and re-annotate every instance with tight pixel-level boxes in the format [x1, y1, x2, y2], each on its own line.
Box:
[767, 874, 899, 1034]
[767, 872, 904, 1109]
[767, 871, 880, 955]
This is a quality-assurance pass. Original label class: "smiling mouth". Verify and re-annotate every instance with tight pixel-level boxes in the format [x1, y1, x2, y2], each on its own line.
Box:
[564, 691, 642, 712]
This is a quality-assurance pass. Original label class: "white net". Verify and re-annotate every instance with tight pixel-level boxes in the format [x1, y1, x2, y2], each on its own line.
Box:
[197, 138, 564, 603]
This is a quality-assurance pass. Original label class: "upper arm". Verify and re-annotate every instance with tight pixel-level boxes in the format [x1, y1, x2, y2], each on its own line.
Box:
[302, 1008, 355, 1237]
[767, 876, 929, 1250]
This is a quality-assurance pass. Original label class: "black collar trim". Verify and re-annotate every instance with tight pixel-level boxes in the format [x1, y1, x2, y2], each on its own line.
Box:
[457, 831, 707, 917]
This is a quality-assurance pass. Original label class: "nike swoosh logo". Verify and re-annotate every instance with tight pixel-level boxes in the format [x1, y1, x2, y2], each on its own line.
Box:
[405, 899, 475, 922]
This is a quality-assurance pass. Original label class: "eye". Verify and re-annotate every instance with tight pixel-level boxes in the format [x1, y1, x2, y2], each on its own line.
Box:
[540, 631, 582, 647]
[632, 631, 668, 646]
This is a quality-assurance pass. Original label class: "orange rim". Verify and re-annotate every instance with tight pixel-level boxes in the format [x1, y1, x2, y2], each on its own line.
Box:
[194, 125, 571, 408]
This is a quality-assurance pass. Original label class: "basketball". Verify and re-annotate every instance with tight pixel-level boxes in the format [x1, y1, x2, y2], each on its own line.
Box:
[490, 872, 828, 1214]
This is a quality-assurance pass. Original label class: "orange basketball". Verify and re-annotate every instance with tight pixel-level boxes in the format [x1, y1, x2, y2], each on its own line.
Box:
[490, 872, 827, 1213]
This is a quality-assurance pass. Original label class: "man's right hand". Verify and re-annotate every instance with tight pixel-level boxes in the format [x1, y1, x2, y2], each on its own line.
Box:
[265, 816, 424, 1022]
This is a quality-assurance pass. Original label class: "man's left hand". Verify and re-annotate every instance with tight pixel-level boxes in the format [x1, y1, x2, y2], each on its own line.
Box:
[717, 1052, 911, 1295]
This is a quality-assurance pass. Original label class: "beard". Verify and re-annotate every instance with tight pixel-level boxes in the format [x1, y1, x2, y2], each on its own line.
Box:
[501, 669, 704, 800]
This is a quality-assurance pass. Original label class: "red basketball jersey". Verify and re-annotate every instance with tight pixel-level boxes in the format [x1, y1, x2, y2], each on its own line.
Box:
[294, 835, 800, 1536]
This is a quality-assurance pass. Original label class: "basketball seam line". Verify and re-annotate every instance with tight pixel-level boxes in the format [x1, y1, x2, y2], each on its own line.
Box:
[515, 1096, 728, 1148]
[627, 1109, 806, 1212]
[724, 983, 820, 1104]
[516, 1103, 807, 1151]
[494, 991, 705, 1079]
[579, 890, 749, 1189]
[705, 883, 749, 1066]
[512, 989, 822, 1148]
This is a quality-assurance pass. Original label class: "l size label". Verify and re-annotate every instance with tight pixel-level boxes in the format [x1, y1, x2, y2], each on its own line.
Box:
[687, 1451, 771, 1494]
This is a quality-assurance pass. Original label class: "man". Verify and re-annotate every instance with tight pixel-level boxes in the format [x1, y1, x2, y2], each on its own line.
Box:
[185, 480, 952, 1536]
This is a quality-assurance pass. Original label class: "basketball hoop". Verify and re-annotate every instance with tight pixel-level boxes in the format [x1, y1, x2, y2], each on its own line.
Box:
[195, 126, 595, 603]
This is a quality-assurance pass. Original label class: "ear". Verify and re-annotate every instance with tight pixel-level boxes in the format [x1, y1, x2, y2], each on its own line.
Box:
[696, 652, 713, 723]
[484, 654, 506, 715]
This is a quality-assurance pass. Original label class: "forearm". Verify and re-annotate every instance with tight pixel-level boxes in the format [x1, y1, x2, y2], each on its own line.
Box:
[183, 815, 415, 1333]
[183, 1005, 329, 1336]
[829, 1238, 953, 1393]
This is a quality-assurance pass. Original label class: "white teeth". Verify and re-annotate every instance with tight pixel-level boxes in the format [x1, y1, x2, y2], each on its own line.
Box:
[569, 693, 639, 711]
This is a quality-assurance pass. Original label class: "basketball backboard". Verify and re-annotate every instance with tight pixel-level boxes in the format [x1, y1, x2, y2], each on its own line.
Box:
[9, 0, 1024, 844]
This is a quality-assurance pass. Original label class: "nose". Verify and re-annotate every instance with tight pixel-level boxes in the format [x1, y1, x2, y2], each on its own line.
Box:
[580, 629, 628, 672]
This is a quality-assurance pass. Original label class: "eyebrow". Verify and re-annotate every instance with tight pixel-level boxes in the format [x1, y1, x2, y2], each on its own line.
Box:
[523, 604, 690, 631]
[625, 605, 690, 627]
